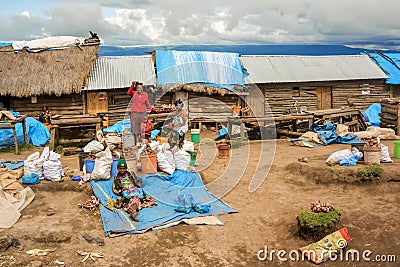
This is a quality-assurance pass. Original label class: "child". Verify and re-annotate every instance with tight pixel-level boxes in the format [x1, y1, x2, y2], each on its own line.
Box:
[140, 118, 154, 142]
[112, 159, 157, 221]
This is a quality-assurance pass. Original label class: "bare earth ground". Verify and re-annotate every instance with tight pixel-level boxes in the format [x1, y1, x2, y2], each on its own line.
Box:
[1, 131, 400, 267]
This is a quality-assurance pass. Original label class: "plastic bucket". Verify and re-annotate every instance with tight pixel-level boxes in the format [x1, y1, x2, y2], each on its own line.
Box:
[188, 149, 198, 166]
[84, 159, 95, 173]
[217, 144, 230, 159]
[191, 129, 200, 143]
[140, 154, 157, 174]
[78, 152, 89, 171]
[394, 141, 400, 159]
[110, 158, 119, 178]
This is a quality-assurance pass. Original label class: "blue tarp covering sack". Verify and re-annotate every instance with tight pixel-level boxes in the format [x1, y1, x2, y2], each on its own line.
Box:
[363, 103, 381, 127]
[90, 169, 237, 237]
[155, 50, 248, 91]
[0, 112, 50, 148]
[310, 121, 362, 145]
[103, 119, 131, 133]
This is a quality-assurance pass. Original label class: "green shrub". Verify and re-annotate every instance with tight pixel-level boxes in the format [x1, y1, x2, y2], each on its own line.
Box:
[356, 165, 383, 180]
[297, 209, 341, 241]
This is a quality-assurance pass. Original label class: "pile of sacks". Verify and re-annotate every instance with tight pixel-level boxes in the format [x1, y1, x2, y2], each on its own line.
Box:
[139, 140, 195, 174]
[24, 147, 64, 182]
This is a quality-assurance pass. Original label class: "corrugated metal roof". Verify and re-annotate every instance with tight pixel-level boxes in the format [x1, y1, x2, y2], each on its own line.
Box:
[361, 52, 400, 84]
[86, 56, 156, 90]
[240, 55, 387, 84]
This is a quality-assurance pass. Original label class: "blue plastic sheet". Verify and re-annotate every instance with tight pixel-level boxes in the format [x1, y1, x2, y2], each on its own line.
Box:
[310, 122, 362, 145]
[90, 170, 236, 237]
[363, 103, 381, 126]
[102, 119, 131, 133]
[155, 50, 247, 91]
[3, 160, 24, 170]
[339, 155, 360, 166]
[0, 116, 50, 148]
[215, 128, 228, 141]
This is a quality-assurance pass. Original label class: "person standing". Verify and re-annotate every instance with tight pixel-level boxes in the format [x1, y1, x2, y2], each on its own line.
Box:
[127, 81, 156, 145]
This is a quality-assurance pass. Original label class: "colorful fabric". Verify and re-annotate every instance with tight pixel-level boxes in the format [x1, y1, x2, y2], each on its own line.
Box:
[299, 227, 351, 264]
[161, 126, 180, 146]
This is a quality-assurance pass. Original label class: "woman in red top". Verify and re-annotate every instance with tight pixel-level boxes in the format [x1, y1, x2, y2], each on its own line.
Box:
[127, 81, 156, 145]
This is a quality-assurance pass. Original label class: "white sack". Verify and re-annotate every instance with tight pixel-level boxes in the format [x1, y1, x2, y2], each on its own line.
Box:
[91, 147, 113, 180]
[43, 151, 63, 182]
[24, 152, 45, 179]
[380, 144, 393, 163]
[182, 140, 195, 152]
[83, 140, 104, 153]
[157, 150, 175, 175]
[174, 150, 191, 171]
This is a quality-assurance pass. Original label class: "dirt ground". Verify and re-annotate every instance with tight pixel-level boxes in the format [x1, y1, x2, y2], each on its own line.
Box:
[1, 131, 399, 267]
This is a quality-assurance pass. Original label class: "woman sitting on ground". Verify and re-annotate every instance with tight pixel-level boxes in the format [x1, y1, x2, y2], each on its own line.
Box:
[112, 159, 157, 221]
[161, 99, 188, 148]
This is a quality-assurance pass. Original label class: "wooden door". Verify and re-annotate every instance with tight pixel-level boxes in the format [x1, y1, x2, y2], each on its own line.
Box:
[246, 85, 265, 117]
[317, 87, 332, 110]
[87, 91, 109, 126]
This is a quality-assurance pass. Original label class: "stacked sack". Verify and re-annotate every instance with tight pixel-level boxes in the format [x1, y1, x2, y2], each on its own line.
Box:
[24, 147, 49, 180]
[42, 151, 64, 182]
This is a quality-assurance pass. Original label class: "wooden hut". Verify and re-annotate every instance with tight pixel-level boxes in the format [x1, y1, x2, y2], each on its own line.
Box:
[240, 55, 389, 116]
[0, 35, 100, 117]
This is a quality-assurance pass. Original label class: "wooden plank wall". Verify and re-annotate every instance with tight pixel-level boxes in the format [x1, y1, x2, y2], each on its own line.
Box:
[380, 98, 400, 134]
[10, 94, 84, 118]
[331, 80, 388, 109]
[261, 84, 318, 115]
[188, 91, 237, 121]
[106, 88, 172, 126]
[260, 79, 387, 115]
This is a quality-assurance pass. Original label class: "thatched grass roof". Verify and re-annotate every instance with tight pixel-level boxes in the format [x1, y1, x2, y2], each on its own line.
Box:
[0, 44, 99, 97]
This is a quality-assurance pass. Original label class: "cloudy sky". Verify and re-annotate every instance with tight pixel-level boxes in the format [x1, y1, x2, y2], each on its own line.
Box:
[1, 0, 399, 49]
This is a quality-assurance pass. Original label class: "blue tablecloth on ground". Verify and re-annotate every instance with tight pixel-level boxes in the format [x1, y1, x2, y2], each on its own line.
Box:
[90, 170, 237, 237]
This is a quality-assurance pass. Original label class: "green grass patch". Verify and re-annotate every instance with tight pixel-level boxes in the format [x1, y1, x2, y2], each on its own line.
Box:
[0, 143, 35, 153]
[298, 209, 341, 228]
[356, 165, 383, 181]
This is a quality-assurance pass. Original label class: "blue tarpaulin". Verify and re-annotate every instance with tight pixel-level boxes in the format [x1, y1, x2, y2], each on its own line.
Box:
[361, 52, 400, 84]
[0, 116, 50, 148]
[3, 160, 24, 170]
[155, 50, 247, 91]
[310, 122, 363, 145]
[363, 103, 381, 126]
[90, 170, 236, 237]
[102, 119, 131, 133]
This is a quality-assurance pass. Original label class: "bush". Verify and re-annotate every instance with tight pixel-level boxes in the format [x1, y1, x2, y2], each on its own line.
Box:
[356, 165, 383, 181]
[297, 209, 341, 241]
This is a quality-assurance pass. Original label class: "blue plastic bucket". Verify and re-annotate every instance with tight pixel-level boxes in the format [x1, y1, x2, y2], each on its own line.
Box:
[110, 158, 120, 178]
[84, 159, 95, 173]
